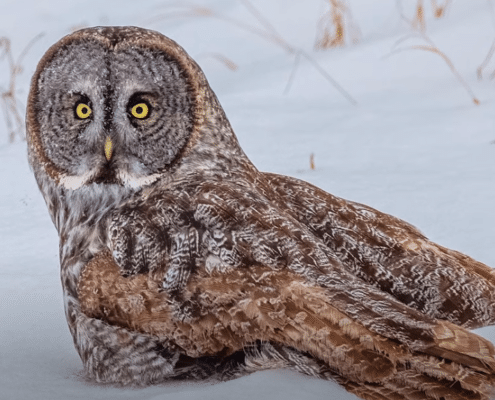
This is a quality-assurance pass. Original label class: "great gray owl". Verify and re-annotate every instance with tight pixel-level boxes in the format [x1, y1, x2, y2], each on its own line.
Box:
[26, 26, 495, 400]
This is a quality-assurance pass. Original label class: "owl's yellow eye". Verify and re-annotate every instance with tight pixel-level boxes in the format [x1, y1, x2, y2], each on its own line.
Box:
[76, 103, 92, 119]
[130, 103, 149, 119]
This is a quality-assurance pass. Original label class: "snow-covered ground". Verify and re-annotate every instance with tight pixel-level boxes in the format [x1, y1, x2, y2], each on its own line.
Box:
[1, 1, 495, 399]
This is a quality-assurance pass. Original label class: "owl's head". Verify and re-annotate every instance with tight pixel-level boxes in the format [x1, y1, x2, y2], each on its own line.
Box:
[27, 26, 232, 191]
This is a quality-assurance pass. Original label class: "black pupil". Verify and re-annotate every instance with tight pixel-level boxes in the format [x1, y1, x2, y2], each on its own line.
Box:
[81, 106, 88, 115]
[136, 106, 143, 114]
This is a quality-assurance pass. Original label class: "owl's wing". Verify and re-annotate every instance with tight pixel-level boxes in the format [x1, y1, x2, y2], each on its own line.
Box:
[107, 179, 493, 351]
[80, 250, 495, 400]
[98, 179, 495, 399]
[261, 172, 495, 329]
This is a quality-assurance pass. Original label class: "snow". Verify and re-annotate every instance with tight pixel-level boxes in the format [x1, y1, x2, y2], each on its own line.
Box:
[1, 1, 495, 399]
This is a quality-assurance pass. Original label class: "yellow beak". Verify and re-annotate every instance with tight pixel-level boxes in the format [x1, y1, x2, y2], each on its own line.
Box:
[104, 137, 113, 161]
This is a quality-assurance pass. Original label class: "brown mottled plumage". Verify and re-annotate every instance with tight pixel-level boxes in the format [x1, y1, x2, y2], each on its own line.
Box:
[26, 26, 495, 399]
[79, 251, 495, 399]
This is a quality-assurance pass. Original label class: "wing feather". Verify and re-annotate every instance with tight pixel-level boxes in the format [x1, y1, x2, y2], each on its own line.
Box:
[261, 172, 495, 329]
[79, 251, 495, 400]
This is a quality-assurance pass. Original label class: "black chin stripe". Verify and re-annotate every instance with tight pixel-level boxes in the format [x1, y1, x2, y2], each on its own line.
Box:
[89, 163, 118, 185]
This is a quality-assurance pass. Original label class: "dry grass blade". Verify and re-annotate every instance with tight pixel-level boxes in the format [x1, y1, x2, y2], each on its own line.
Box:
[240, 0, 356, 103]
[146, 4, 293, 53]
[387, 36, 480, 105]
[146, 1, 356, 105]
[239, 0, 282, 45]
[315, 0, 346, 49]
[310, 153, 315, 170]
[241, 0, 357, 102]
[477, 39, 495, 80]
[283, 51, 302, 95]
[478, 0, 495, 80]
[431, 0, 451, 18]
[412, 0, 426, 32]
[397, 0, 424, 31]
[300, 51, 357, 105]
[197, 52, 238, 71]
[408, 45, 478, 104]
[314, 0, 360, 50]
[397, 0, 450, 32]
[0, 33, 44, 142]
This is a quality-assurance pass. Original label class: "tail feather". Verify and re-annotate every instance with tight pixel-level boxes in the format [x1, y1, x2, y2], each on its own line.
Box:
[426, 320, 495, 373]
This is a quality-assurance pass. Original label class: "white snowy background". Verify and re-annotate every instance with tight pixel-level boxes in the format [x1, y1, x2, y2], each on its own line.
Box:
[1, 1, 495, 399]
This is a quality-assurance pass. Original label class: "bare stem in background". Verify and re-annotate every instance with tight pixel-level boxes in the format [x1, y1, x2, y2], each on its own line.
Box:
[146, 1, 295, 53]
[300, 51, 356, 105]
[477, 39, 495, 79]
[147, 0, 357, 105]
[0, 33, 44, 142]
[195, 53, 238, 71]
[283, 51, 302, 95]
[477, 0, 495, 79]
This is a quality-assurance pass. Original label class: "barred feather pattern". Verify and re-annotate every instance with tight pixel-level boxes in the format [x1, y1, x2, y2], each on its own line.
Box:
[260, 173, 495, 329]
[108, 178, 478, 354]
[26, 26, 495, 400]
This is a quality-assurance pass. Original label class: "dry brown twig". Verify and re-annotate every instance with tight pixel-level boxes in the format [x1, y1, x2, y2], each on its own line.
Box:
[0, 33, 44, 142]
[146, 0, 357, 105]
[386, 33, 480, 105]
[397, 0, 451, 33]
[413, 0, 426, 32]
[314, 0, 360, 50]
[430, 0, 451, 18]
